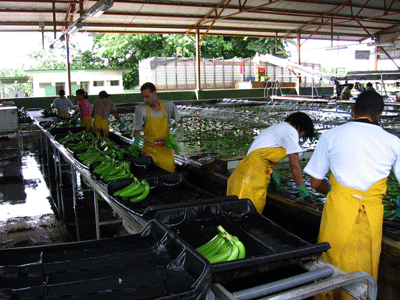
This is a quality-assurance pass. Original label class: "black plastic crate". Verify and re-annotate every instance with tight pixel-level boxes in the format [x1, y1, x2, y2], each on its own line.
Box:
[150, 196, 330, 283]
[383, 219, 400, 242]
[107, 173, 216, 217]
[0, 220, 212, 300]
[129, 156, 170, 178]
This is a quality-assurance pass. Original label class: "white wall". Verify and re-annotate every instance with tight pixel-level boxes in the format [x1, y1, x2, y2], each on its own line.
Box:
[28, 70, 125, 97]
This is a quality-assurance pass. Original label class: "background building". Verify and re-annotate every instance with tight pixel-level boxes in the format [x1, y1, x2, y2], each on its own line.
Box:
[25, 68, 131, 97]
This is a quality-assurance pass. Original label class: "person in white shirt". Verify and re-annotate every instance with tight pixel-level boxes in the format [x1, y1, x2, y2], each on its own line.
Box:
[226, 112, 315, 214]
[51, 89, 74, 120]
[365, 82, 376, 92]
[305, 91, 400, 299]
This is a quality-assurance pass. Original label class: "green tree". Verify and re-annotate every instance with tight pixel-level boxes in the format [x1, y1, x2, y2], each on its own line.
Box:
[90, 33, 288, 88]
[26, 33, 289, 89]
[0, 68, 32, 98]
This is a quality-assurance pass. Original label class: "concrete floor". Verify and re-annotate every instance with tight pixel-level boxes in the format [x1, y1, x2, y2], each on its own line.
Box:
[0, 127, 127, 249]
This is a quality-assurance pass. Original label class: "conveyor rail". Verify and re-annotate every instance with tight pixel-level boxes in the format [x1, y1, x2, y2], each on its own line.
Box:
[29, 110, 377, 300]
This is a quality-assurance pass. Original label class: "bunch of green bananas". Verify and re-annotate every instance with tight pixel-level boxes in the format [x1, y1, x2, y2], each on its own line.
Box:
[58, 131, 81, 144]
[122, 143, 141, 158]
[196, 225, 246, 264]
[67, 140, 91, 151]
[113, 179, 150, 203]
[77, 147, 108, 166]
[96, 160, 134, 183]
[383, 199, 400, 221]
[76, 131, 95, 141]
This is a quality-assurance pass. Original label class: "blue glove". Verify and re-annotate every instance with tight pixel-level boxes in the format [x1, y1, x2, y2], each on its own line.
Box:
[271, 171, 281, 186]
[133, 136, 140, 145]
[119, 119, 125, 130]
[296, 183, 309, 198]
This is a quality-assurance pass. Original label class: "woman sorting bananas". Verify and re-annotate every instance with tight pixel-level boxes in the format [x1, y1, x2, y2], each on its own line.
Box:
[226, 112, 315, 214]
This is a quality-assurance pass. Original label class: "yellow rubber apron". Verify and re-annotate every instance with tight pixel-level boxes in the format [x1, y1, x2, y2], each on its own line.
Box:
[315, 175, 386, 300]
[226, 147, 287, 214]
[57, 109, 69, 120]
[81, 115, 93, 132]
[142, 102, 175, 173]
[92, 112, 109, 137]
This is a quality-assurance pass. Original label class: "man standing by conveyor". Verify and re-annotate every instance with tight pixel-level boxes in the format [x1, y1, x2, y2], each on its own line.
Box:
[304, 91, 400, 299]
[132, 82, 183, 173]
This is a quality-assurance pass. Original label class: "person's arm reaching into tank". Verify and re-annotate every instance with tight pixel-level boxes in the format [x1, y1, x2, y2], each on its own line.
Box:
[288, 153, 310, 198]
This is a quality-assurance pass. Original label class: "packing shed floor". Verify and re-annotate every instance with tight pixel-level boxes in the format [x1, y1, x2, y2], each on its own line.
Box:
[0, 128, 128, 249]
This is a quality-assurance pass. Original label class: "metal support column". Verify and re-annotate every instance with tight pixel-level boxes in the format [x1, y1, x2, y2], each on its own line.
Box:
[70, 166, 81, 241]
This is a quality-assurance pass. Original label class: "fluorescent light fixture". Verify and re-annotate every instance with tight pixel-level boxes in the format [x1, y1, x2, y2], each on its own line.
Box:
[65, 21, 83, 35]
[367, 41, 395, 47]
[326, 46, 348, 51]
[87, 0, 114, 18]
[50, 0, 113, 49]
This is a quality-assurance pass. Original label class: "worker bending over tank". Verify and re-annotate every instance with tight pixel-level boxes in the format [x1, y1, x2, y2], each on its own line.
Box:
[132, 82, 183, 173]
[92, 91, 125, 137]
[304, 91, 400, 299]
[226, 112, 315, 214]
[51, 89, 74, 120]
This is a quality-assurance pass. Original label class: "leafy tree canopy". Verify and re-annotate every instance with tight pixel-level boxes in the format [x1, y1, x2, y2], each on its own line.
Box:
[22, 33, 289, 89]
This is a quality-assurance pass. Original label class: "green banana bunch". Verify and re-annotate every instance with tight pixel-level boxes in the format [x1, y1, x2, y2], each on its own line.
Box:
[93, 157, 114, 175]
[59, 131, 80, 144]
[113, 179, 150, 202]
[76, 131, 95, 141]
[67, 140, 91, 151]
[196, 225, 246, 264]
[77, 147, 98, 161]
[383, 199, 400, 221]
[101, 162, 133, 183]
[123, 143, 141, 157]
[81, 150, 107, 166]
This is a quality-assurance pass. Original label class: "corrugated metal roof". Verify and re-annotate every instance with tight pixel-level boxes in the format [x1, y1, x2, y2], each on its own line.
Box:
[1, 0, 399, 43]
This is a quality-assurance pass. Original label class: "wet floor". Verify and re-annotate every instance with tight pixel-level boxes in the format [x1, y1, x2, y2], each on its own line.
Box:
[0, 127, 127, 249]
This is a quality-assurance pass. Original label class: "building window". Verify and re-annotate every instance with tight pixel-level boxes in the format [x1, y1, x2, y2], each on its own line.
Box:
[39, 82, 52, 88]
[110, 80, 120, 86]
[93, 81, 104, 87]
[81, 81, 89, 90]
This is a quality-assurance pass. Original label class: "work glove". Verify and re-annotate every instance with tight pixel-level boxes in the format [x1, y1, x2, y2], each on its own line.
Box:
[119, 119, 126, 130]
[296, 183, 310, 198]
[175, 125, 184, 140]
[165, 134, 181, 154]
[133, 136, 140, 146]
[271, 171, 281, 186]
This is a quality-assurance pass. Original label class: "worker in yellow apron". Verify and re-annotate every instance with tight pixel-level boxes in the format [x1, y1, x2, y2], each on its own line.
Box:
[314, 176, 385, 300]
[75, 89, 92, 132]
[304, 91, 400, 299]
[227, 147, 287, 213]
[142, 102, 176, 173]
[133, 82, 182, 173]
[51, 89, 74, 120]
[91, 91, 125, 137]
[227, 112, 315, 214]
